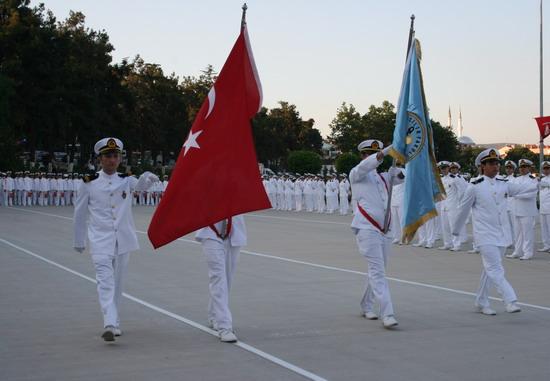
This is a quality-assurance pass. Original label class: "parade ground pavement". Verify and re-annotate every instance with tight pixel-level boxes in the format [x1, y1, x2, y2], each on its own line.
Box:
[1, 205, 549, 381]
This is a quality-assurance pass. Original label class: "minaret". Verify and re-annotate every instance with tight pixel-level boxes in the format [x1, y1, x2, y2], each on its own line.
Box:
[447, 106, 452, 131]
[457, 108, 463, 138]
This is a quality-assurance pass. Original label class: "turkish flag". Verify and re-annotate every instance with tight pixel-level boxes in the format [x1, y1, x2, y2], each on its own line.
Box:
[536, 116, 550, 139]
[148, 25, 270, 249]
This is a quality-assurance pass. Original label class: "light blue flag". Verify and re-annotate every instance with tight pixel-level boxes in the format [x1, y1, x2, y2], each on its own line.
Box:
[390, 39, 445, 243]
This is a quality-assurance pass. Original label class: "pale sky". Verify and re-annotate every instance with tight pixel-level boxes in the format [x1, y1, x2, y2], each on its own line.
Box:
[38, 0, 550, 145]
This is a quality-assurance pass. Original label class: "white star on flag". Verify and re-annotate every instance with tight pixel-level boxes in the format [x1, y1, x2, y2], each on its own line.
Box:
[182, 130, 203, 156]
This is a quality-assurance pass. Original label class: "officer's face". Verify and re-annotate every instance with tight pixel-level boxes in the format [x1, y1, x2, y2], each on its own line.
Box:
[519, 165, 531, 175]
[505, 166, 515, 175]
[543, 168, 550, 176]
[440, 166, 449, 175]
[482, 161, 500, 178]
[450, 167, 459, 174]
[98, 152, 121, 174]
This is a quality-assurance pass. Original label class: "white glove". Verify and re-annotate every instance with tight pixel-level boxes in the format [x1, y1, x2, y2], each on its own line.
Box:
[382, 145, 392, 156]
[74, 247, 85, 253]
[142, 171, 159, 184]
[388, 166, 400, 178]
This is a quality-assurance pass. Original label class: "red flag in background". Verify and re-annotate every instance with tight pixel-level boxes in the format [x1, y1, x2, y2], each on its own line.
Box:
[148, 25, 271, 249]
[536, 116, 550, 139]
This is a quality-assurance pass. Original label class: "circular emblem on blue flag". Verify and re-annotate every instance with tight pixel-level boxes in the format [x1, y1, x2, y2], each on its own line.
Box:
[404, 112, 426, 163]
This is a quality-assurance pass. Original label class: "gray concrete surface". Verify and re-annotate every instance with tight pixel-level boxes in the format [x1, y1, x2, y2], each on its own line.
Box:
[1, 205, 549, 381]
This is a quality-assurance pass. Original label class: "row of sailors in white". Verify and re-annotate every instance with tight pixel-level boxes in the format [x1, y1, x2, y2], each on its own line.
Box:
[500, 158, 542, 260]
[0, 171, 83, 206]
[263, 173, 352, 215]
[130, 176, 168, 206]
[411, 161, 469, 249]
[0, 171, 169, 207]
[412, 156, 549, 261]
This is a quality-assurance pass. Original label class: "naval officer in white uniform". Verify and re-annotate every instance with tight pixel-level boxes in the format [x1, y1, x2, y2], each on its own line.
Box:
[196, 215, 246, 343]
[73, 137, 158, 342]
[350, 139, 403, 328]
[452, 149, 536, 315]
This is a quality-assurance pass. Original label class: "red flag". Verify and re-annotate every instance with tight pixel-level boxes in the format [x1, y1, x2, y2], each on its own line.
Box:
[148, 25, 271, 249]
[535, 116, 550, 139]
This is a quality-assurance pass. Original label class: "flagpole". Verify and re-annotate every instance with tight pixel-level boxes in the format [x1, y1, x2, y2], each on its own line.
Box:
[382, 15, 415, 234]
[219, 3, 249, 234]
[241, 3, 247, 29]
[540, 0, 544, 173]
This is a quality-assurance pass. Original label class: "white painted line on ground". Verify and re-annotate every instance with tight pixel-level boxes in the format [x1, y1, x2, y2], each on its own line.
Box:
[248, 213, 351, 226]
[9, 207, 550, 312]
[0, 237, 327, 381]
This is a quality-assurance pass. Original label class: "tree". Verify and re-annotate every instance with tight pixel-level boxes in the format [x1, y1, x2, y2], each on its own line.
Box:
[363, 101, 396, 145]
[287, 150, 322, 175]
[458, 146, 487, 175]
[504, 147, 538, 167]
[431, 120, 460, 162]
[329, 103, 365, 153]
[334, 153, 360, 175]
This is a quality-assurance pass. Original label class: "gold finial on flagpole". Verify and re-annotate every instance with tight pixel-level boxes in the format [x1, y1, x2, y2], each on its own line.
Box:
[241, 3, 248, 29]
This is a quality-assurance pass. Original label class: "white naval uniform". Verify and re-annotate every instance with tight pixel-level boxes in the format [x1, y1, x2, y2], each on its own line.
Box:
[511, 174, 538, 259]
[325, 179, 339, 214]
[350, 154, 402, 319]
[73, 170, 158, 328]
[195, 215, 246, 331]
[390, 169, 406, 242]
[453, 175, 537, 309]
[294, 179, 304, 211]
[339, 178, 351, 215]
[539, 175, 550, 249]
[440, 173, 467, 249]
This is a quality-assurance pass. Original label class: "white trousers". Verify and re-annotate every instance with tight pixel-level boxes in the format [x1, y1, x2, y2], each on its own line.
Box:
[305, 194, 315, 212]
[507, 211, 515, 246]
[316, 194, 325, 212]
[356, 229, 394, 318]
[202, 239, 240, 330]
[441, 209, 461, 248]
[541, 214, 550, 248]
[285, 193, 294, 211]
[294, 194, 303, 211]
[326, 195, 338, 214]
[512, 215, 535, 259]
[92, 252, 129, 328]
[475, 245, 517, 307]
[391, 205, 403, 242]
[339, 196, 349, 215]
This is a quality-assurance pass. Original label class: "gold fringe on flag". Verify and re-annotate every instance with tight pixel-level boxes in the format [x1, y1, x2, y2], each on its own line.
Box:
[402, 207, 438, 244]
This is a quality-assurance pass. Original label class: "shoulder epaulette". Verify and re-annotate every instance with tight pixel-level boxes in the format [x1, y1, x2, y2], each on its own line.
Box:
[471, 177, 484, 185]
[541, 175, 545, 179]
[496, 177, 508, 182]
[529, 174, 535, 179]
[83, 173, 99, 183]
[450, 174, 456, 178]
[118, 171, 133, 178]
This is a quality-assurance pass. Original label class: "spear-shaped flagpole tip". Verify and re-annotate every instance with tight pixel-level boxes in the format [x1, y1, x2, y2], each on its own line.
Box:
[241, 3, 248, 29]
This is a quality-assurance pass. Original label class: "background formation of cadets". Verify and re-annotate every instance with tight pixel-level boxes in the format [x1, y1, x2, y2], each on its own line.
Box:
[0, 171, 169, 207]
[3, 162, 550, 260]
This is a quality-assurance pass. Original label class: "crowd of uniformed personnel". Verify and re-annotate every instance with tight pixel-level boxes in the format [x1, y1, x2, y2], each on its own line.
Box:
[3, 157, 550, 261]
[0, 171, 169, 207]
[261, 157, 550, 262]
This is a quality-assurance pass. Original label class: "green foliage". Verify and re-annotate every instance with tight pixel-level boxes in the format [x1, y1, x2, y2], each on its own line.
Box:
[334, 153, 360, 175]
[251, 102, 323, 168]
[458, 146, 487, 174]
[504, 147, 538, 167]
[431, 120, 460, 162]
[287, 150, 322, 175]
